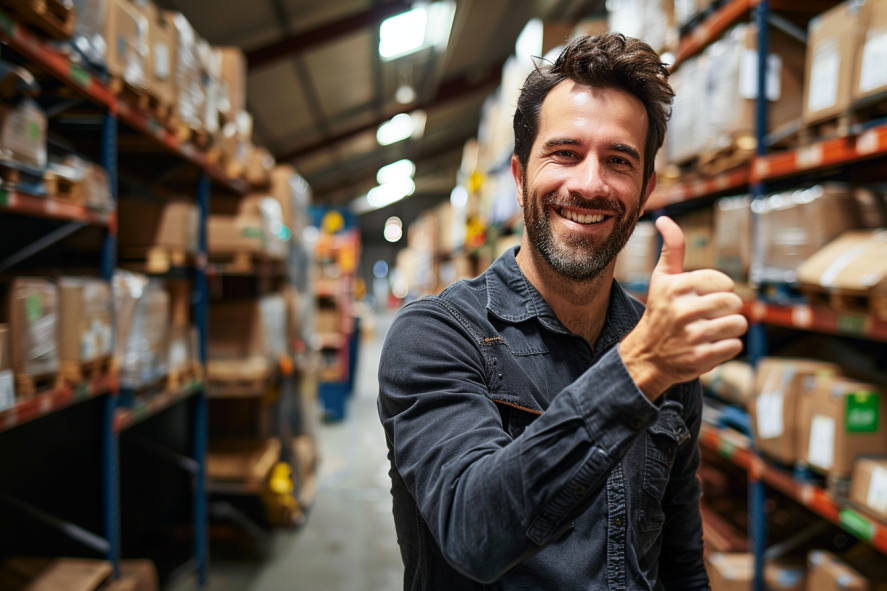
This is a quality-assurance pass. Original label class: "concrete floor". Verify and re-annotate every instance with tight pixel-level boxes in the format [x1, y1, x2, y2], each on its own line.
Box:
[171, 311, 403, 591]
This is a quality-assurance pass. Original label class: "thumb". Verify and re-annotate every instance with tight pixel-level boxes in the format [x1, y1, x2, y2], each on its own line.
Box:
[653, 216, 685, 276]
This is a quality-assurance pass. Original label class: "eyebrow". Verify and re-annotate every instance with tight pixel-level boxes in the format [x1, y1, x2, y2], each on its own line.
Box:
[610, 143, 641, 163]
[541, 138, 642, 163]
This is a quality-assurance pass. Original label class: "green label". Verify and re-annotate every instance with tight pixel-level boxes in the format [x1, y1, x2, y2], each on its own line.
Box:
[25, 294, 43, 322]
[69, 63, 91, 89]
[846, 392, 880, 433]
[0, 11, 15, 36]
[837, 315, 867, 335]
[74, 383, 88, 400]
[839, 508, 875, 541]
[718, 438, 736, 459]
[0, 188, 9, 207]
[242, 227, 263, 238]
[29, 120, 39, 140]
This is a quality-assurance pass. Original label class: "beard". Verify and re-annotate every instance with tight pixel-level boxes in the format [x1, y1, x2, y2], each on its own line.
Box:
[523, 177, 642, 282]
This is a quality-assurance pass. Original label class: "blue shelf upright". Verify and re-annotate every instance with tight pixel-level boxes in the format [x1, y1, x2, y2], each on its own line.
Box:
[193, 171, 210, 586]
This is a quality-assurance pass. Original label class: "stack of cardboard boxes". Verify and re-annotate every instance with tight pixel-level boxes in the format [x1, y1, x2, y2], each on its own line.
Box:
[706, 551, 878, 590]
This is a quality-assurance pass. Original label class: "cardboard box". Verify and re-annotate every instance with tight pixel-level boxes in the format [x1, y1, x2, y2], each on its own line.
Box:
[677, 207, 714, 271]
[120, 280, 169, 389]
[104, 0, 148, 91]
[749, 358, 842, 466]
[208, 295, 286, 362]
[243, 145, 275, 188]
[803, 1, 863, 125]
[207, 214, 264, 254]
[700, 360, 755, 407]
[216, 46, 246, 120]
[58, 277, 113, 367]
[852, 0, 887, 103]
[753, 184, 861, 284]
[849, 457, 887, 520]
[666, 55, 708, 164]
[142, 1, 176, 109]
[0, 98, 47, 170]
[807, 551, 869, 591]
[316, 307, 340, 335]
[118, 199, 198, 251]
[615, 220, 657, 285]
[796, 230, 887, 318]
[798, 376, 887, 478]
[237, 195, 288, 259]
[4, 278, 58, 378]
[71, 0, 108, 67]
[706, 554, 806, 591]
[765, 561, 805, 591]
[715, 196, 752, 282]
[207, 438, 281, 490]
[166, 11, 204, 132]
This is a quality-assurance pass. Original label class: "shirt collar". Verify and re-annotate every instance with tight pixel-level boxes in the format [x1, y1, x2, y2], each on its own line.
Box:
[485, 246, 643, 346]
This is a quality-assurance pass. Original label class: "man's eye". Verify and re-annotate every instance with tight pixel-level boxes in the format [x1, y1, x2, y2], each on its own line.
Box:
[610, 157, 630, 166]
[555, 151, 575, 158]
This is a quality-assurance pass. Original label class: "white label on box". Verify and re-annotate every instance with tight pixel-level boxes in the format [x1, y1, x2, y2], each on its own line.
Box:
[739, 51, 782, 101]
[154, 43, 170, 80]
[757, 389, 785, 439]
[808, 40, 840, 112]
[0, 370, 14, 412]
[860, 29, 887, 93]
[797, 144, 823, 169]
[867, 466, 887, 513]
[808, 414, 835, 470]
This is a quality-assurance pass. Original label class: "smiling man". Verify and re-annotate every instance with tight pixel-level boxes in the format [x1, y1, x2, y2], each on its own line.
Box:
[378, 34, 747, 590]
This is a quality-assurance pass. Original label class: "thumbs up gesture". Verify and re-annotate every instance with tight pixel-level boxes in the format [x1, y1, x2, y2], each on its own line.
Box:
[618, 216, 748, 401]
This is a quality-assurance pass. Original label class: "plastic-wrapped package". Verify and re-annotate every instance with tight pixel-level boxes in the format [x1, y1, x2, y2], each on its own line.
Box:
[614, 221, 657, 287]
[71, 0, 108, 67]
[168, 11, 204, 132]
[714, 195, 752, 282]
[259, 294, 287, 359]
[104, 0, 148, 91]
[666, 55, 708, 164]
[114, 271, 169, 389]
[752, 184, 861, 284]
[46, 156, 113, 210]
[6, 278, 58, 377]
[0, 98, 47, 170]
[143, 1, 176, 109]
[58, 277, 113, 369]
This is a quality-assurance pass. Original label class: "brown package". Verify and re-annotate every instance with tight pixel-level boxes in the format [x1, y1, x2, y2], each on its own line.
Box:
[0, 99, 47, 170]
[104, 0, 148, 91]
[806, 551, 869, 591]
[118, 199, 198, 251]
[207, 214, 264, 254]
[5, 278, 58, 379]
[849, 457, 887, 521]
[141, 1, 176, 109]
[852, 0, 887, 103]
[749, 358, 842, 466]
[803, 1, 864, 125]
[677, 208, 714, 271]
[217, 46, 246, 119]
[58, 277, 113, 367]
[243, 145, 275, 187]
[798, 375, 887, 478]
[714, 196, 752, 282]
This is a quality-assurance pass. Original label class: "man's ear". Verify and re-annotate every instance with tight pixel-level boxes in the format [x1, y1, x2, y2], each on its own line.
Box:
[640, 172, 657, 211]
[511, 155, 525, 208]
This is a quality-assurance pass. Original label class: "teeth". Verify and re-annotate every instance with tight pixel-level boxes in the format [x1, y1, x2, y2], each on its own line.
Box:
[559, 209, 605, 224]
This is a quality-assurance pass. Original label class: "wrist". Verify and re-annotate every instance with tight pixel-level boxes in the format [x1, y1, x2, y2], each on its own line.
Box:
[618, 335, 669, 401]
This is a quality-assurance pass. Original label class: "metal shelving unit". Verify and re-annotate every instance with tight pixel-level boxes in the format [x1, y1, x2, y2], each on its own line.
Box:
[0, 7, 256, 586]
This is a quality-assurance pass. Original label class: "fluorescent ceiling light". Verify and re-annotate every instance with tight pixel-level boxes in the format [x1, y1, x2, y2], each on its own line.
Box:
[376, 111, 426, 146]
[379, 2, 456, 61]
[367, 177, 416, 208]
[377, 159, 416, 185]
[515, 18, 543, 59]
[450, 186, 468, 208]
[396, 85, 416, 104]
[384, 220, 403, 242]
[379, 8, 427, 59]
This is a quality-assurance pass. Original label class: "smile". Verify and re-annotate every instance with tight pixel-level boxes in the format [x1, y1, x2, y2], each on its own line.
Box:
[557, 208, 610, 225]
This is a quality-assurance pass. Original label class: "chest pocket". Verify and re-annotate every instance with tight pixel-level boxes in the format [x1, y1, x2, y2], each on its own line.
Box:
[637, 400, 691, 554]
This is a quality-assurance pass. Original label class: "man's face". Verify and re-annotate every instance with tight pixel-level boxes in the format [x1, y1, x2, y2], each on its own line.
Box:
[513, 81, 656, 281]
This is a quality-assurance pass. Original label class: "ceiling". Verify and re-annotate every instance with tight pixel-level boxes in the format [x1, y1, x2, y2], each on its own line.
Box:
[155, 0, 605, 216]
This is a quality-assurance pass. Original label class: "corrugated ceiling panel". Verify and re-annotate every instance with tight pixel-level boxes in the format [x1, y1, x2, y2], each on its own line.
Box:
[304, 31, 375, 119]
[248, 60, 316, 145]
[283, 0, 372, 35]
[168, 0, 279, 46]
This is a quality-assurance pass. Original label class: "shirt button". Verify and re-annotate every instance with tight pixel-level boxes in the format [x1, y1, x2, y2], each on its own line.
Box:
[615, 517, 623, 527]
[629, 418, 644, 430]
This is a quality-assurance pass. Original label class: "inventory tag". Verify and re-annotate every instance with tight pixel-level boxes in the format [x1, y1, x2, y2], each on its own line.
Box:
[867, 466, 887, 513]
[808, 414, 835, 470]
[0, 369, 14, 412]
[25, 294, 43, 322]
[757, 390, 785, 439]
[846, 392, 880, 432]
[859, 29, 887, 93]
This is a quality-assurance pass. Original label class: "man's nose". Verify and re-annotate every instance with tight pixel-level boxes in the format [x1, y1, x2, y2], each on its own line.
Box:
[565, 156, 609, 198]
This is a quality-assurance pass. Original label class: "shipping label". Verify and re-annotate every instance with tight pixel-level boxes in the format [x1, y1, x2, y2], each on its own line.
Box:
[846, 392, 880, 433]
[808, 414, 835, 469]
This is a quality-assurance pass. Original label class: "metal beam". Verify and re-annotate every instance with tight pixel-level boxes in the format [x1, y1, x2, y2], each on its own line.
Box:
[246, 0, 411, 70]
[277, 61, 503, 163]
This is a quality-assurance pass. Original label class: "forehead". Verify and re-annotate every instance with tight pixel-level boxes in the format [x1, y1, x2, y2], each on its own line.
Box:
[536, 81, 649, 149]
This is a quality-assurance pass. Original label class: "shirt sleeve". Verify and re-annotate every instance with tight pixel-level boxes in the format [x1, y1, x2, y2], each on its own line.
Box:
[657, 380, 711, 591]
[377, 297, 660, 584]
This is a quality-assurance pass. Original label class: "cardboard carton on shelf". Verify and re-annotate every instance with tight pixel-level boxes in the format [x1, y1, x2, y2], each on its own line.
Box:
[119, 278, 169, 390]
[705, 553, 806, 591]
[70, 0, 109, 68]
[852, 0, 887, 104]
[0, 98, 47, 170]
[798, 375, 887, 478]
[237, 195, 289, 260]
[849, 457, 887, 521]
[45, 156, 113, 210]
[141, 0, 177, 111]
[803, 1, 863, 126]
[243, 145, 275, 187]
[796, 229, 887, 320]
[614, 220, 656, 286]
[749, 358, 842, 466]
[216, 46, 246, 123]
[207, 214, 264, 255]
[676, 207, 714, 271]
[700, 360, 755, 407]
[104, 0, 149, 91]
[714, 196, 751, 283]
[752, 184, 861, 285]
[806, 551, 869, 591]
[166, 11, 205, 134]
[666, 55, 707, 165]
[207, 295, 286, 381]
[207, 438, 281, 492]
[117, 199, 198, 254]
[58, 277, 113, 379]
[3, 278, 59, 387]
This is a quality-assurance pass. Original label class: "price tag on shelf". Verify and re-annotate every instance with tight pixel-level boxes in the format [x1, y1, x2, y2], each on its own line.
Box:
[791, 305, 813, 328]
[857, 129, 881, 156]
[0, 369, 14, 412]
[797, 145, 824, 169]
[839, 508, 875, 542]
[754, 158, 770, 179]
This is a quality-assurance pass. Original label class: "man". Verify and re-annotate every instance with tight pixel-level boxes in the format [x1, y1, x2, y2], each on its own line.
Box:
[378, 33, 747, 590]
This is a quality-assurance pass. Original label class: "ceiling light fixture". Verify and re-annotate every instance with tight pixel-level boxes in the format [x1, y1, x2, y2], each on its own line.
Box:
[396, 85, 416, 104]
[384, 217, 404, 242]
[376, 111, 426, 146]
[379, 2, 456, 61]
[450, 186, 468, 208]
[377, 159, 416, 185]
[367, 177, 416, 208]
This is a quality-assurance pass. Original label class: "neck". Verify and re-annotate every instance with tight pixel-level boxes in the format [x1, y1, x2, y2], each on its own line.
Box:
[515, 238, 613, 348]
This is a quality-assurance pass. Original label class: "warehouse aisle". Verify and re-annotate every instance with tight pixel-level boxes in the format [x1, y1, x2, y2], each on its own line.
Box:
[171, 311, 402, 591]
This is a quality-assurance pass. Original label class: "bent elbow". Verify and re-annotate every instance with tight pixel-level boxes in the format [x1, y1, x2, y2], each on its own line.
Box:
[441, 539, 517, 584]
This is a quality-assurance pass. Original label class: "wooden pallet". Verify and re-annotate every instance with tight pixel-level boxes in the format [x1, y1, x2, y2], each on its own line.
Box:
[208, 252, 285, 277]
[59, 355, 113, 386]
[118, 246, 189, 274]
[798, 92, 887, 146]
[167, 360, 201, 390]
[136, 91, 171, 122]
[696, 135, 756, 177]
[14, 370, 63, 398]
[0, 0, 75, 40]
[800, 284, 887, 321]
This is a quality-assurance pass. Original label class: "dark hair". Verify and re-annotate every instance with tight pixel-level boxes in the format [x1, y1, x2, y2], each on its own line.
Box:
[513, 33, 674, 184]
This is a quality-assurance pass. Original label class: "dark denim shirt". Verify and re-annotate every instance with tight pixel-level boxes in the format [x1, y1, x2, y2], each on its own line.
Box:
[378, 247, 710, 591]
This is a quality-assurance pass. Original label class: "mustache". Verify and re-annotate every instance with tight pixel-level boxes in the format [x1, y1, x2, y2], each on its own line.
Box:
[540, 192, 626, 216]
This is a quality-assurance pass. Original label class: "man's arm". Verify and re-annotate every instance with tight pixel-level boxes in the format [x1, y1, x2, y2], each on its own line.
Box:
[657, 379, 710, 591]
[378, 298, 659, 584]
